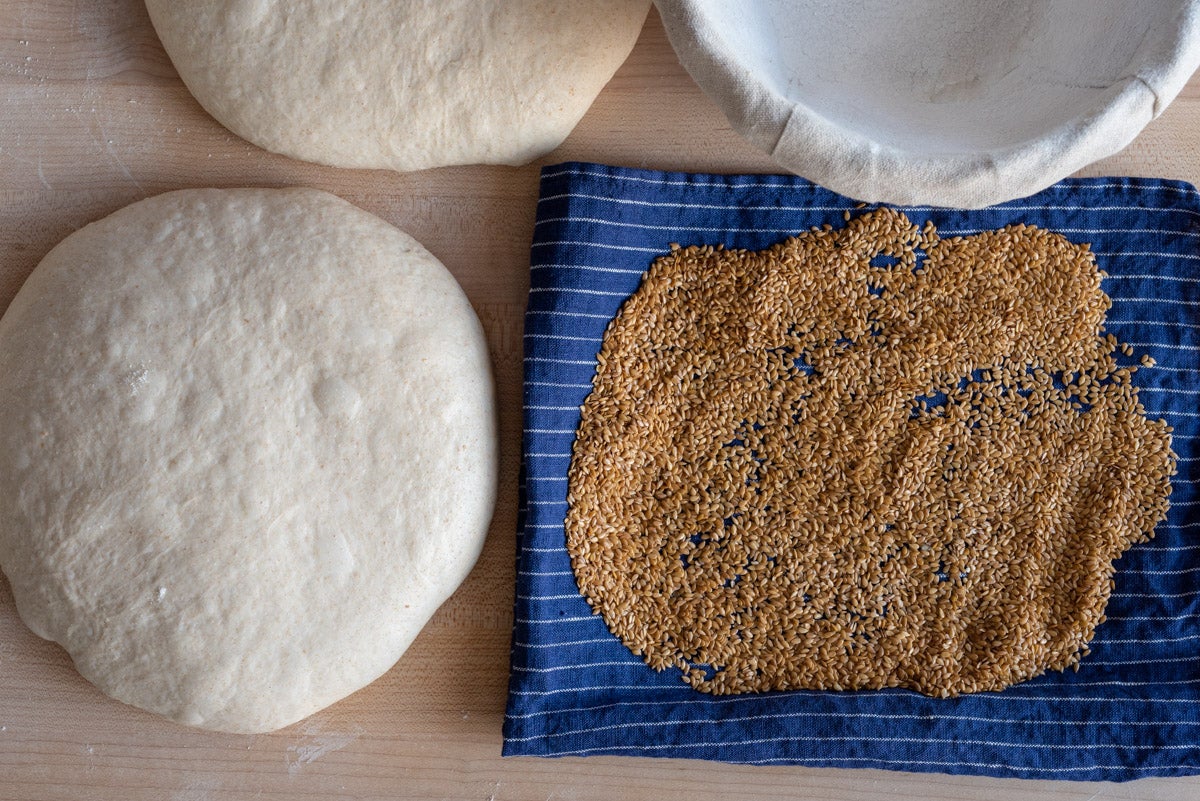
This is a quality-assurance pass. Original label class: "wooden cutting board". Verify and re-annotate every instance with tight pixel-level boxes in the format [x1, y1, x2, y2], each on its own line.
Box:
[1, 3, 1198, 799]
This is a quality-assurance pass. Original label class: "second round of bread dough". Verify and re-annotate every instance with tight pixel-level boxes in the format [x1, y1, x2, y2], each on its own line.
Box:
[144, 0, 651, 171]
[0, 188, 497, 733]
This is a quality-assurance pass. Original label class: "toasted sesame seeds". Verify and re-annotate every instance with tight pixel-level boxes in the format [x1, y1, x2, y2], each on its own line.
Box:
[564, 209, 1176, 697]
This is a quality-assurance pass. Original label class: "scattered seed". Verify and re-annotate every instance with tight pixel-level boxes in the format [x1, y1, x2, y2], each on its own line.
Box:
[565, 209, 1176, 698]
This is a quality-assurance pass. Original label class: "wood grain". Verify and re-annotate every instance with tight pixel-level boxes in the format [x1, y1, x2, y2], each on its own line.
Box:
[1, 3, 1198, 799]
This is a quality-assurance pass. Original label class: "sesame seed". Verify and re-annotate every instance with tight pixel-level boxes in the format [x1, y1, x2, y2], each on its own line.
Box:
[564, 209, 1176, 697]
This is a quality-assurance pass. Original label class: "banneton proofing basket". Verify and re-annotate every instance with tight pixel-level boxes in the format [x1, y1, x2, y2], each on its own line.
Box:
[655, 0, 1200, 208]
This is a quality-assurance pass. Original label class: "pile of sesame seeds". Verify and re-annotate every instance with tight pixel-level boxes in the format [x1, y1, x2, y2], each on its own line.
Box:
[565, 209, 1176, 697]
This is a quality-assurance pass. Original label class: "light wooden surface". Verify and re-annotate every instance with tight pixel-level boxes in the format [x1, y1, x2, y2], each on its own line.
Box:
[1, 3, 1199, 799]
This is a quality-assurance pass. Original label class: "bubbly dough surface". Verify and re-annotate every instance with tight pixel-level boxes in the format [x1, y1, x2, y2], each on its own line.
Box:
[145, 0, 651, 171]
[0, 188, 497, 733]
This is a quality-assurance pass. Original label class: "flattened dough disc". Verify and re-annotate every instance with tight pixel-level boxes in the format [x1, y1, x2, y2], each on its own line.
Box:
[0, 188, 497, 733]
[145, 0, 651, 171]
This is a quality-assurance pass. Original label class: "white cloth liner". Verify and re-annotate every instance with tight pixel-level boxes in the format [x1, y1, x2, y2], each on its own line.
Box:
[656, 0, 1200, 208]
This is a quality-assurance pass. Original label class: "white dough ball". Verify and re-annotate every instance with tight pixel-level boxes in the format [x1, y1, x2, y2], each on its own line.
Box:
[0, 188, 497, 733]
[144, 0, 651, 171]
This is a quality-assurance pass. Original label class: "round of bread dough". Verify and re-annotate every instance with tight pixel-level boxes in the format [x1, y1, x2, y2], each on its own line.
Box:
[0, 188, 497, 733]
[144, 0, 651, 171]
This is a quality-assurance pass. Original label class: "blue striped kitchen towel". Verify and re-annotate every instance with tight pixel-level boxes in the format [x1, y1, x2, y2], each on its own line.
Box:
[503, 162, 1200, 781]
